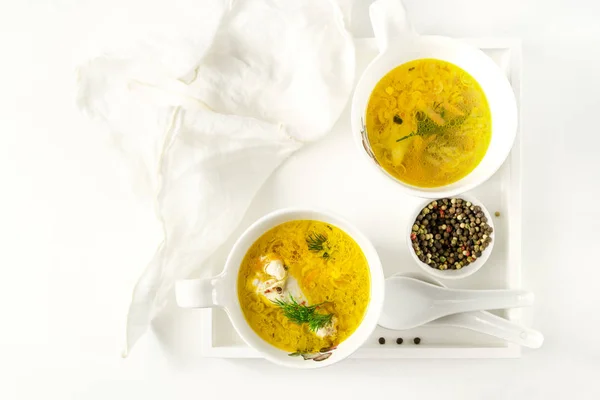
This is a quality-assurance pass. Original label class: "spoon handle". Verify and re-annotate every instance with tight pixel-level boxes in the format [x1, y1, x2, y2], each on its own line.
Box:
[435, 289, 534, 313]
[433, 312, 544, 348]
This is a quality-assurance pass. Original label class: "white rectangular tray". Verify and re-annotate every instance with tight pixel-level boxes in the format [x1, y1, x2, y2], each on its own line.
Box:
[199, 37, 523, 359]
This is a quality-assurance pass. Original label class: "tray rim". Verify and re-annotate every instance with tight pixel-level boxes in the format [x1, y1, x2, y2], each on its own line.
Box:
[199, 36, 523, 359]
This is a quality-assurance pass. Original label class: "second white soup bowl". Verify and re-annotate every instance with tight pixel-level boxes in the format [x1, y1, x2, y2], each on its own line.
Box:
[175, 208, 385, 368]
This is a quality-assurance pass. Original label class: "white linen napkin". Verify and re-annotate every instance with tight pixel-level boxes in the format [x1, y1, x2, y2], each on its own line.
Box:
[76, 0, 355, 355]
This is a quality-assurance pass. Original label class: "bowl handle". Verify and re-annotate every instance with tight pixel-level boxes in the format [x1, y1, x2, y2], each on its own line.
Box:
[175, 277, 224, 308]
[369, 0, 415, 53]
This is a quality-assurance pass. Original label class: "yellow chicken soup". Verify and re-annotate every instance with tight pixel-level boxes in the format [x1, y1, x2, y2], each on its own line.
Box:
[237, 220, 370, 354]
[365, 59, 492, 187]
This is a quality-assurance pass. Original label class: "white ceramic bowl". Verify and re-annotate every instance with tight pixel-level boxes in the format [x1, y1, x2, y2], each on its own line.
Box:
[175, 208, 384, 368]
[407, 194, 495, 280]
[351, 0, 518, 198]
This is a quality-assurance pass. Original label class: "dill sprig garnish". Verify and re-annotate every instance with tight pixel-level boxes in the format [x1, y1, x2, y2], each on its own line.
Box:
[272, 296, 333, 332]
[396, 112, 468, 142]
[306, 233, 330, 258]
[306, 233, 327, 252]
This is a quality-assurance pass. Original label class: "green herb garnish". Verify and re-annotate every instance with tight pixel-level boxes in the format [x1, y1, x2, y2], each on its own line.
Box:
[306, 233, 327, 251]
[306, 233, 330, 258]
[273, 296, 333, 332]
[396, 112, 468, 142]
[395, 130, 419, 143]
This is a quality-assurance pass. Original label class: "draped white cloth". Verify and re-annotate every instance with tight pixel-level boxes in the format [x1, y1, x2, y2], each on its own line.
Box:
[76, 0, 355, 355]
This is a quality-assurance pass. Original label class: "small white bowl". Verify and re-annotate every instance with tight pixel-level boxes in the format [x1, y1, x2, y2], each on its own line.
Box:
[407, 194, 495, 280]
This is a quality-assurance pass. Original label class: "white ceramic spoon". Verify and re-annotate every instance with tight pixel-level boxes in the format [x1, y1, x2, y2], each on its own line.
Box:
[427, 311, 544, 348]
[379, 273, 543, 348]
[378, 276, 534, 330]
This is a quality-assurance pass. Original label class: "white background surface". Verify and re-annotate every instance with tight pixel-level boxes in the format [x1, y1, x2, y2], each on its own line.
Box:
[1, 0, 599, 399]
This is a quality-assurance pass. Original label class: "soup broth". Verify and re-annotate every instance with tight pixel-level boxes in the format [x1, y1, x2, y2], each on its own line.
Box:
[237, 220, 370, 354]
[365, 58, 492, 187]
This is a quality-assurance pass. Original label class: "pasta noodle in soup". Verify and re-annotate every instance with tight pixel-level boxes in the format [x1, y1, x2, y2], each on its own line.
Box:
[237, 220, 370, 354]
[365, 58, 492, 187]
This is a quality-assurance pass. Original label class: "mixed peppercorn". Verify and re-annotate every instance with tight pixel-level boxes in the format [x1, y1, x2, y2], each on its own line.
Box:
[410, 198, 493, 270]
